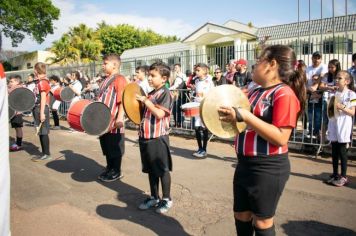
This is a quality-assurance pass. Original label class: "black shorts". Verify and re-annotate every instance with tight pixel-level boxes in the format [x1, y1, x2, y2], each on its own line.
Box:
[32, 105, 50, 135]
[233, 154, 290, 218]
[10, 114, 23, 128]
[139, 135, 172, 177]
[99, 132, 125, 157]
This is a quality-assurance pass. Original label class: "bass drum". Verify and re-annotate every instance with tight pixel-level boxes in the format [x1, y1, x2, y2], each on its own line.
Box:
[53, 87, 75, 102]
[9, 106, 16, 121]
[8, 87, 35, 112]
[67, 99, 112, 136]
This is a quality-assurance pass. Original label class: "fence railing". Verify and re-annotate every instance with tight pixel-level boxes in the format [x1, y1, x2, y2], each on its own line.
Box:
[54, 88, 356, 153]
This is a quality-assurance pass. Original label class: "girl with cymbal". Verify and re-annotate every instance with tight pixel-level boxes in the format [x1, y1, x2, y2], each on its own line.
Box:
[218, 45, 306, 236]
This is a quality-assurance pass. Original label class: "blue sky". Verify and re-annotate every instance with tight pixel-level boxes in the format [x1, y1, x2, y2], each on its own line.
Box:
[3, 0, 356, 51]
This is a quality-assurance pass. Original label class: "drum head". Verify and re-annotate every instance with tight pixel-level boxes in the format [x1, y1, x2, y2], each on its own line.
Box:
[200, 85, 250, 138]
[9, 87, 35, 112]
[9, 106, 15, 121]
[60, 87, 75, 102]
[81, 102, 111, 135]
[123, 83, 145, 125]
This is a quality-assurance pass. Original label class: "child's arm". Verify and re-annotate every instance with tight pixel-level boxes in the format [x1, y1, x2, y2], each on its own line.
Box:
[40, 91, 47, 122]
[136, 95, 165, 119]
[336, 102, 355, 116]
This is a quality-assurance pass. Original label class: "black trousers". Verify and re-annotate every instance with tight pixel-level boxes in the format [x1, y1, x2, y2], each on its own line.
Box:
[99, 132, 125, 172]
[331, 142, 348, 177]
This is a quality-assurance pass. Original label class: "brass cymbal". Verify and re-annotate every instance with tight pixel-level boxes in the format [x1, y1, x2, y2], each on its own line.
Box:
[123, 83, 145, 125]
[200, 85, 250, 138]
[327, 95, 341, 119]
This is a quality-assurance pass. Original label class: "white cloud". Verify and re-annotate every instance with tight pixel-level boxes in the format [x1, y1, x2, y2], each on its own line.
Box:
[2, 0, 194, 51]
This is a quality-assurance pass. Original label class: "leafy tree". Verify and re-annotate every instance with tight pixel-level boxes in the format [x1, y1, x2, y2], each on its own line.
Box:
[49, 24, 102, 65]
[98, 24, 178, 55]
[0, 0, 60, 47]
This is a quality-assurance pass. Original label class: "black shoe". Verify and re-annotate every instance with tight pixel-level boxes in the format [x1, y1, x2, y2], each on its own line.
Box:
[97, 167, 109, 180]
[100, 169, 123, 182]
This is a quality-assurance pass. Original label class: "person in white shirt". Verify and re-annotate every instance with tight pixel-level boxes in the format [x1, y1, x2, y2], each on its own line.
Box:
[192, 63, 214, 158]
[136, 66, 153, 95]
[170, 63, 186, 127]
[306, 51, 328, 88]
[326, 71, 356, 187]
[69, 70, 83, 105]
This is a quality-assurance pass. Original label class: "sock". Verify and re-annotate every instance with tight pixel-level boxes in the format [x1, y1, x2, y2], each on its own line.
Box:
[235, 219, 253, 236]
[161, 171, 171, 200]
[16, 137, 22, 146]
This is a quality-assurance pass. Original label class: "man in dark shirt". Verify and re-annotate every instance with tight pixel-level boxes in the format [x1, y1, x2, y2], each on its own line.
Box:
[233, 59, 252, 88]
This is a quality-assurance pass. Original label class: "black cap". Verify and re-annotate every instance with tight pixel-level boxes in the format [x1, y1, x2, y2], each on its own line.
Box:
[312, 51, 322, 58]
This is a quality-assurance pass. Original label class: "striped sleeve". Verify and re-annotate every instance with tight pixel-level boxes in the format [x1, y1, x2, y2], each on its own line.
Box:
[349, 91, 356, 107]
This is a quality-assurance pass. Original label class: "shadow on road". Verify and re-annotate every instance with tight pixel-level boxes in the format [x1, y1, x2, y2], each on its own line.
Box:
[290, 171, 356, 190]
[46, 149, 190, 236]
[125, 136, 237, 164]
[281, 220, 356, 236]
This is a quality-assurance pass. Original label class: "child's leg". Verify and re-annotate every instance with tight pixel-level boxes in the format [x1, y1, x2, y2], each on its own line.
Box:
[202, 128, 209, 152]
[161, 171, 171, 200]
[15, 127, 23, 146]
[339, 143, 348, 177]
[148, 173, 159, 199]
[39, 135, 50, 155]
[195, 127, 203, 150]
[52, 110, 60, 126]
[331, 142, 339, 176]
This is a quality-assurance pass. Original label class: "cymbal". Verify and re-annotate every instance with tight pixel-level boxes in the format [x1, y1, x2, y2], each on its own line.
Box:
[327, 95, 341, 119]
[200, 85, 250, 138]
[123, 83, 145, 125]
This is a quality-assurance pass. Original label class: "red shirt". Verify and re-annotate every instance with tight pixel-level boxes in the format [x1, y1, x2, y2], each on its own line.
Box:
[98, 74, 127, 134]
[139, 86, 173, 139]
[34, 78, 51, 105]
[235, 83, 300, 157]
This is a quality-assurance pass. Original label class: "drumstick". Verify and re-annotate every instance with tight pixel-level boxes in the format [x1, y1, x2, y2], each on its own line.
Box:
[35, 122, 43, 135]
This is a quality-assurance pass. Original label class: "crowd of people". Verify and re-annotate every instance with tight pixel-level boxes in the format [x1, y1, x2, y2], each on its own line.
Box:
[5, 48, 356, 236]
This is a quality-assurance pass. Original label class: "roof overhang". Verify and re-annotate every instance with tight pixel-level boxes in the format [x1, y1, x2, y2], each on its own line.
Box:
[182, 23, 256, 45]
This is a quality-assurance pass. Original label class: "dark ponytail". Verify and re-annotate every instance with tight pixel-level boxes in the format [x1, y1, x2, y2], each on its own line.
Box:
[259, 45, 306, 118]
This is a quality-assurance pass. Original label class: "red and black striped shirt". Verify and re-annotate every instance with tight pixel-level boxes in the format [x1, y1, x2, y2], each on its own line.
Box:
[98, 74, 127, 134]
[139, 86, 173, 139]
[235, 83, 300, 157]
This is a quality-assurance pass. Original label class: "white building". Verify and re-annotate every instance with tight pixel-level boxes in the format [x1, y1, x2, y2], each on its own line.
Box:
[120, 14, 356, 75]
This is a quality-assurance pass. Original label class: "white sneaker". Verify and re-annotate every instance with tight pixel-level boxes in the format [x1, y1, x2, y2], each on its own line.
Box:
[52, 126, 61, 130]
[195, 150, 207, 158]
[156, 199, 173, 214]
[193, 149, 202, 157]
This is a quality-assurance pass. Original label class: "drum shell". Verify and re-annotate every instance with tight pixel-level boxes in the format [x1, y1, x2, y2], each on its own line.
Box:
[53, 87, 75, 102]
[67, 99, 112, 136]
[9, 106, 16, 121]
[8, 87, 35, 112]
[181, 102, 200, 118]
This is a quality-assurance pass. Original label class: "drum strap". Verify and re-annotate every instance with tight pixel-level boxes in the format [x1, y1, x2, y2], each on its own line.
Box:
[98, 74, 118, 98]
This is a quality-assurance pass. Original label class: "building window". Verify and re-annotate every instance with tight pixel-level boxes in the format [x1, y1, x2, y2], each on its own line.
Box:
[27, 63, 32, 69]
[302, 42, 313, 55]
[347, 39, 353, 54]
[323, 40, 334, 54]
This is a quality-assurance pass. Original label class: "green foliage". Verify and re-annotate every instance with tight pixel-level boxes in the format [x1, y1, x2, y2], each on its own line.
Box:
[97, 23, 178, 55]
[49, 24, 103, 65]
[50, 22, 178, 65]
[0, 0, 60, 47]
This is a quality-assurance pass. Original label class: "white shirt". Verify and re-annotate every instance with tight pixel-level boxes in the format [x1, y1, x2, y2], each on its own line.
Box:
[0, 65, 10, 236]
[193, 76, 214, 127]
[138, 78, 154, 95]
[70, 80, 83, 105]
[306, 64, 328, 88]
[327, 89, 356, 143]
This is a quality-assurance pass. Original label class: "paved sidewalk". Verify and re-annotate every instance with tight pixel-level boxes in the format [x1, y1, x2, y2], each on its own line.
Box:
[9, 121, 356, 236]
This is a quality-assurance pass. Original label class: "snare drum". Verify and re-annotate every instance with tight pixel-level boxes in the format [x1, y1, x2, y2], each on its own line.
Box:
[181, 102, 200, 117]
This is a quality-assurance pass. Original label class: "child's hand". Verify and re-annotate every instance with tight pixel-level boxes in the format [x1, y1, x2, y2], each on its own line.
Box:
[336, 102, 346, 110]
[218, 106, 236, 123]
[136, 94, 147, 103]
